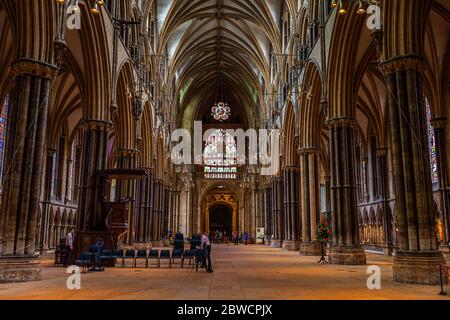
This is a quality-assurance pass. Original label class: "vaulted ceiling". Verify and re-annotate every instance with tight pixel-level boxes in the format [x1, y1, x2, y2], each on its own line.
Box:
[156, 0, 283, 126]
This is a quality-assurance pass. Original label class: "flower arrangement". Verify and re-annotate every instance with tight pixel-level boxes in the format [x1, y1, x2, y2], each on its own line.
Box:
[316, 218, 332, 243]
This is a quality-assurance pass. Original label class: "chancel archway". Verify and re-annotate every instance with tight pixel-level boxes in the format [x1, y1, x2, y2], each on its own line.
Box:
[202, 193, 238, 234]
[209, 204, 233, 235]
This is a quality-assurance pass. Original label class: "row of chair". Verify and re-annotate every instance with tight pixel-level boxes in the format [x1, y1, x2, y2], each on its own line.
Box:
[75, 248, 198, 270]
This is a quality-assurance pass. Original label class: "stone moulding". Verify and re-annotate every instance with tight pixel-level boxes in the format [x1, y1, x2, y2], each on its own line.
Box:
[0, 256, 41, 284]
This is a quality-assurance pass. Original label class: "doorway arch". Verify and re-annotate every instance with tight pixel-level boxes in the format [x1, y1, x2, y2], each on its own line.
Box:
[209, 204, 233, 235]
[202, 193, 238, 233]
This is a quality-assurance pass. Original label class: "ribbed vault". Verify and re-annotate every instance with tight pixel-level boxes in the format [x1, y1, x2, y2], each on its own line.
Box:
[157, 0, 282, 127]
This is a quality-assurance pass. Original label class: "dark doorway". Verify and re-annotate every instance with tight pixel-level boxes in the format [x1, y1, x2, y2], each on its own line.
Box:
[209, 205, 232, 235]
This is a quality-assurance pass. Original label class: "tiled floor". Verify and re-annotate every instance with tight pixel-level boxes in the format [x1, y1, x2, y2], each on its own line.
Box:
[0, 245, 448, 300]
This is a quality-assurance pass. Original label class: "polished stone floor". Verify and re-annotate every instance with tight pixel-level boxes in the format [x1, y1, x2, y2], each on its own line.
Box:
[0, 244, 448, 300]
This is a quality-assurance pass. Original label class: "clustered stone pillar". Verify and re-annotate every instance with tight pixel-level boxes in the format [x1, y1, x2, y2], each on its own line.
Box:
[299, 148, 322, 256]
[250, 183, 258, 240]
[255, 188, 264, 236]
[432, 118, 450, 255]
[77, 120, 111, 232]
[263, 186, 272, 245]
[282, 167, 300, 251]
[135, 168, 153, 243]
[328, 119, 366, 265]
[37, 149, 57, 253]
[382, 57, 446, 284]
[0, 60, 56, 282]
[162, 185, 170, 237]
[271, 177, 284, 248]
[168, 189, 180, 234]
[151, 179, 164, 245]
[376, 148, 393, 255]
[115, 149, 138, 244]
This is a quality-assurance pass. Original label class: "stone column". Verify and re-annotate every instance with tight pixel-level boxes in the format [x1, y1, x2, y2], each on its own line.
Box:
[324, 174, 332, 221]
[263, 186, 271, 245]
[38, 149, 56, 253]
[167, 190, 173, 233]
[328, 118, 366, 265]
[77, 120, 111, 232]
[382, 57, 445, 284]
[432, 118, 450, 256]
[172, 190, 181, 233]
[135, 167, 153, 243]
[250, 180, 258, 240]
[145, 170, 155, 242]
[271, 177, 284, 248]
[282, 167, 300, 251]
[298, 148, 323, 256]
[115, 149, 138, 244]
[151, 179, 164, 244]
[377, 148, 393, 255]
[0, 60, 56, 282]
[162, 186, 170, 237]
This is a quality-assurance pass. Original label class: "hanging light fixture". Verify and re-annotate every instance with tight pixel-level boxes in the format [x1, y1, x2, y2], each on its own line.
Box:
[357, 1, 367, 14]
[331, 0, 377, 16]
[56, 0, 104, 15]
[338, 0, 347, 15]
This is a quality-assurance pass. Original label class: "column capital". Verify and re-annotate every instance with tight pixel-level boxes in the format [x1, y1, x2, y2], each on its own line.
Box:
[298, 147, 321, 155]
[380, 54, 427, 75]
[271, 176, 283, 183]
[326, 117, 357, 129]
[376, 148, 388, 157]
[282, 166, 299, 172]
[139, 166, 155, 174]
[81, 120, 113, 130]
[46, 148, 57, 156]
[115, 148, 140, 158]
[10, 58, 58, 79]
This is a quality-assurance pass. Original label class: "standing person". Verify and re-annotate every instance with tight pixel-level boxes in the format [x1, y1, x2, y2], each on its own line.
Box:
[233, 231, 238, 245]
[244, 232, 249, 245]
[64, 228, 75, 267]
[200, 232, 213, 272]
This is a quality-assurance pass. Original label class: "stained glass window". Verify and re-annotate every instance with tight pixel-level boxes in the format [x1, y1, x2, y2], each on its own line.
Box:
[425, 97, 438, 184]
[204, 129, 237, 179]
[0, 95, 8, 188]
[211, 102, 231, 122]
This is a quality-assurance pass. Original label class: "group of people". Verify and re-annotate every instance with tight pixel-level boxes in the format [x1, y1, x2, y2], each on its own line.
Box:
[207, 230, 250, 245]
[232, 231, 249, 245]
[208, 230, 229, 244]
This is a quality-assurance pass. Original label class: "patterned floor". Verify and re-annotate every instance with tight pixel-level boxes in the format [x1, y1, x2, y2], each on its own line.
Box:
[0, 244, 448, 300]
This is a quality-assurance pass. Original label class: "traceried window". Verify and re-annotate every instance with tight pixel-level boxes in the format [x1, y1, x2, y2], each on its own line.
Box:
[0, 95, 8, 189]
[425, 97, 438, 184]
[204, 130, 238, 179]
